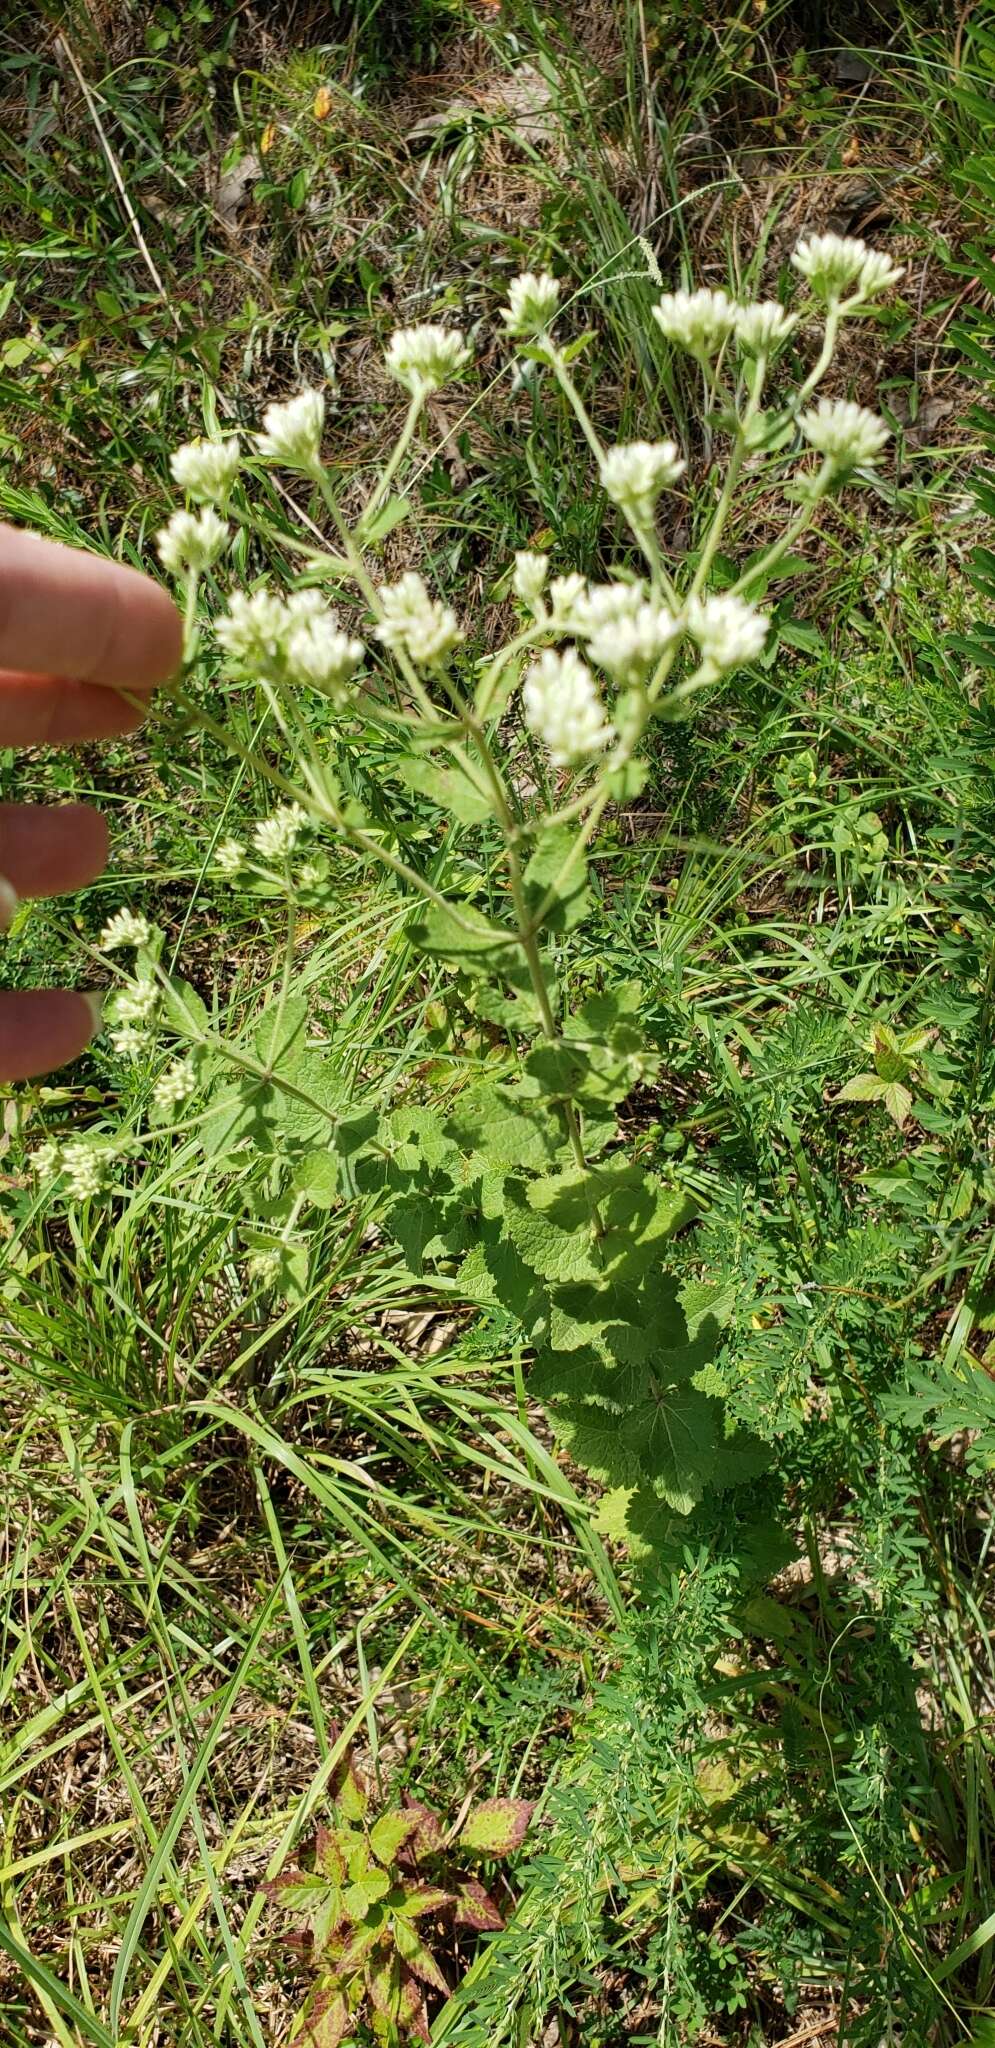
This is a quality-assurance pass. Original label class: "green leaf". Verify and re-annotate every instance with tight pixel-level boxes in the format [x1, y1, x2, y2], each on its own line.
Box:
[604, 757, 649, 802]
[407, 900, 517, 973]
[459, 1797, 534, 1857]
[294, 1150, 340, 1206]
[444, 1084, 559, 1174]
[872, 1026, 911, 1083]
[524, 825, 590, 933]
[393, 750, 493, 825]
[358, 494, 411, 545]
[883, 1079, 914, 1127]
[837, 1073, 887, 1103]
[508, 1165, 695, 1289]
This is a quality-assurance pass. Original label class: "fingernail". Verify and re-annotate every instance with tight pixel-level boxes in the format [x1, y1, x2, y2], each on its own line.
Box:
[80, 991, 104, 1036]
[0, 876, 19, 932]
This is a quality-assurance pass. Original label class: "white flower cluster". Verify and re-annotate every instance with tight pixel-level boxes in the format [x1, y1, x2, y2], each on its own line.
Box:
[522, 648, 614, 766]
[650, 239, 900, 359]
[686, 593, 769, 678]
[255, 388, 326, 469]
[512, 550, 550, 611]
[157, 507, 230, 577]
[216, 587, 364, 694]
[799, 396, 890, 470]
[98, 909, 151, 952]
[106, 970, 160, 1060]
[170, 437, 241, 507]
[653, 287, 738, 354]
[588, 603, 679, 684]
[375, 572, 463, 665]
[547, 574, 588, 631]
[734, 301, 797, 353]
[215, 837, 245, 876]
[253, 804, 310, 861]
[31, 1135, 115, 1201]
[384, 325, 470, 399]
[501, 272, 561, 338]
[791, 233, 903, 304]
[153, 1057, 196, 1112]
[113, 976, 160, 1027]
[599, 440, 685, 526]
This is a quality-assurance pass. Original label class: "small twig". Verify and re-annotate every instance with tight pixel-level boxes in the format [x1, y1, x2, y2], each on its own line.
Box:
[775, 2021, 838, 2048]
[55, 35, 179, 327]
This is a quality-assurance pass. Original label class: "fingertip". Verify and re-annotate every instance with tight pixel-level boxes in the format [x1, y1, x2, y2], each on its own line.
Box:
[0, 989, 99, 1082]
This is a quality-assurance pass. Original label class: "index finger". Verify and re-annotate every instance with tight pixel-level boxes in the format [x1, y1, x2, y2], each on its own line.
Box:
[0, 524, 182, 691]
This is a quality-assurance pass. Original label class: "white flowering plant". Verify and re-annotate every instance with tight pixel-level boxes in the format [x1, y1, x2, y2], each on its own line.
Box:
[64, 237, 900, 1550]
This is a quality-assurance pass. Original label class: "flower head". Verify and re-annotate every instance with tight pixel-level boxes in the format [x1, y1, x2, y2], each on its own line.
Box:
[588, 603, 679, 683]
[501, 271, 561, 338]
[30, 1139, 61, 1180]
[384, 326, 471, 399]
[791, 233, 903, 304]
[215, 588, 289, 672]
[574, 581, 647, 634]
[99, 909, 151, 952]
[114, 977, 160, 1026]
[375, 572, 463, 664]
[798, 397, 890, 470]
[255, 388, 326, 469]
[156, 508, 230, 577]
[253, 804, 309, 861]
[734, 301, 797, 353]
[110, 1025, 150, 1059]
[285, 613, 365, 696]
[512, 550, 550, 611]
[599, 440, 685, 526]
[61, 1138, 113, 1202]
[522, 648, 614, 766]
[170, 437, 241, 506]
[653, 287, 738, 354]
[215, 838, 245, 876]
[547, 573, 588, 631]
[686, 593, 768, 677]
[153, 1057, 196, 1112]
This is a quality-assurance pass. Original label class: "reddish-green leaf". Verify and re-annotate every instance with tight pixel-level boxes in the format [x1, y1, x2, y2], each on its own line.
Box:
[315, 1826, 346, 1885]
[393, 1915, 449, 1992]
[459, 1797, 534, 1857]
[333, 1758, 368, 1824]
[400, 1799, 444, 1860]
[343, 1868, 390, 1921]
[366, 1949, 401, 2019]
[299, 1980, 350, 2048]
[453, 1878, 504, 1930]
[369, 1809, 420, 1868]
[335, 1920, 383, 1976]
[397, 1882, 451, 1919]
[397, 1971, 431, 2044]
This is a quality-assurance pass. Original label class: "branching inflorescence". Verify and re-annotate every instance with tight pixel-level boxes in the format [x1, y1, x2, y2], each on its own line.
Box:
[36, 234, 904, 1549]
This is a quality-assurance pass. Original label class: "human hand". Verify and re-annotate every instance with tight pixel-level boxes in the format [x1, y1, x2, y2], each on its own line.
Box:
[0, 523, 181, 1082]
